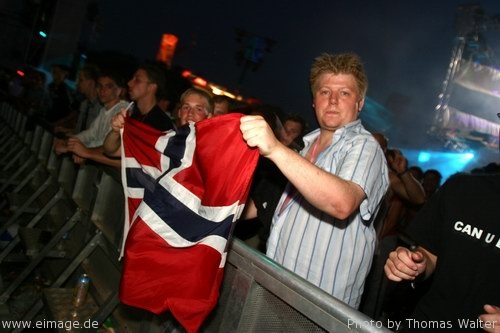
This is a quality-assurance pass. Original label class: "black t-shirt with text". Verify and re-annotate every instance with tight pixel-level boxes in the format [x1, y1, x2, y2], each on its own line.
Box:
[404, 173, 500, 332]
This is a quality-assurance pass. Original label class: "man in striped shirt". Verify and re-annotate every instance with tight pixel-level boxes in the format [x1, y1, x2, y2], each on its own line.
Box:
[240, 53, 389, 308]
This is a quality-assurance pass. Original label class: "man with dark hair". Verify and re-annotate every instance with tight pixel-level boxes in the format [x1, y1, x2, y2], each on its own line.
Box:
[103, 64, 175, 157]
[126, 64, 172, 130]
[280, 114, 307, 151]
[54, 64, 101, 133]
[212, 95, 231, 117]
[422, 169, 442, 199]
[54, 71, 128, 167]
[74, 64, 101, 132]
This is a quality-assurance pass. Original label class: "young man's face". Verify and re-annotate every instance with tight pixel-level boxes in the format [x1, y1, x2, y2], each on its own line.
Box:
[177, 93, 210, 126]
[77, 72, 95, 96]
[284, 120, 302, 140]
[213, 101, 229, 117]
[128, 69, 154, 102]
[97, 76, 121, 107]
[280, 119, 303, 146]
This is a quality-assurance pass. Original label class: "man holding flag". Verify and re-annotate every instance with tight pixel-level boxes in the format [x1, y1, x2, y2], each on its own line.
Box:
[240, 53, 389, 309]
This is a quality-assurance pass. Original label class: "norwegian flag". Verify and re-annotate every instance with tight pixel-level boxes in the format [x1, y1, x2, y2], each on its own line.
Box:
[119, 114, 259, 332]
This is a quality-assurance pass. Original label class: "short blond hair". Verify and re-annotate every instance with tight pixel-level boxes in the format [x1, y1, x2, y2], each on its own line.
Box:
[310, 53, 368, 100]
[179, 87, 214, 114]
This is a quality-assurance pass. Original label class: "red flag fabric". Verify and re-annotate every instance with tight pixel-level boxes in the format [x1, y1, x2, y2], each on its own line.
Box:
[119, 114, 259, 332]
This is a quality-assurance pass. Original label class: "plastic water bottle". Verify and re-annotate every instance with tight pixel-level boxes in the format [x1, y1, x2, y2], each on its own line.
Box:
[72, 274, 90, 307]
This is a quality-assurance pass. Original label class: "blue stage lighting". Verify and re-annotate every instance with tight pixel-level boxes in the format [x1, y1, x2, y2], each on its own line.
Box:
[464, 153, 475, 160]
[418, 152, 431, 163]
[401, 149, 476, 181]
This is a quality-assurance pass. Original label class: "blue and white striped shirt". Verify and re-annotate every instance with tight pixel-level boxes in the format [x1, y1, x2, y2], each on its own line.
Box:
[266, 120, 389, 308]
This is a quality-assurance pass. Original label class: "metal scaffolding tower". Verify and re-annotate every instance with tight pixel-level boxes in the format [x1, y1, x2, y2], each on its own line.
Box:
[431, 4, 500, 135]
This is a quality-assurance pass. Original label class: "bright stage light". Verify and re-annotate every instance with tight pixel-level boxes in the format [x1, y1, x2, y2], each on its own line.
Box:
[401, 149, 476, 181]
[464, 153, 475, 159]
[418, 152, 431, 163]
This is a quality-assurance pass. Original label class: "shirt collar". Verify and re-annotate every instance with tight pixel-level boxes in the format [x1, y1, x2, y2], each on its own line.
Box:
[303, 119, 362, 146]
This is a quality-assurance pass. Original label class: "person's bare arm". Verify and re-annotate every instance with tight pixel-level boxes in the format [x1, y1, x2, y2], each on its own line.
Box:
[242, 198, 258, 220]
[67, 138, 121, 168]
[240, 115, 365, 219]
[103, 109, 127, 157]
[387, 151, 425, 205]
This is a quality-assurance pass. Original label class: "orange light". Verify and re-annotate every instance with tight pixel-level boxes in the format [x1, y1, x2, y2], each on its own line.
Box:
[193, 77, 207, 87]
[16, 70, 25, 77]
[181, 70, 192, 78]
[156, 33, 178, 67]
[211, 87, 223, 95]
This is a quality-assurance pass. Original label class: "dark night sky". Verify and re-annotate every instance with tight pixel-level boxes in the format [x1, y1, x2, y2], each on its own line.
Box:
[93, 0, 500, 147]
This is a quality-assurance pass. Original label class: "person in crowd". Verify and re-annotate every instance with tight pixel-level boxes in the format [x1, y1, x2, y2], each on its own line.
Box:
[157, 91, 174, 121]
[384, 172, 500, 332]
[45, 64, 75, 125]
[9, 69, 50, 131]
[53, 71, 128, 167]
[247, 105, 285, 139]
[235, 105, 287, 251]
[421, 169, 442, 199]
[176, 87, 213, 127]
[240, 52, 389, 308]
[212, 95, 231, 117]
[370, 134, 426, 239]
[409, 166, 424, 183]
[470, 162, 500, 175]
[404, 164, 426, 234]
[280, 114, 307, 151]
[17, 69, 50, 116]
[103, 63, 175, 157]
[360, 133, 426, 319]
[7, 71, 25, 99]
[236, 108, 306, 251]
[54, 64, 101, 134]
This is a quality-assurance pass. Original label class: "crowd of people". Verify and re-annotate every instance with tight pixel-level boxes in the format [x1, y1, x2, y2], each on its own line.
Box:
[2, 51, 499, 332]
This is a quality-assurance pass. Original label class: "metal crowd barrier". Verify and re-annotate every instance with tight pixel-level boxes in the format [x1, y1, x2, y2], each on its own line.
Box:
[193, 239, 390, 333]
[0, 102, 390, 332]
